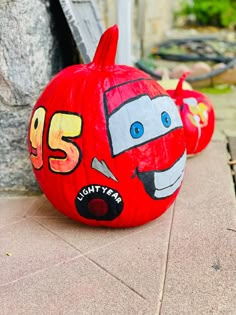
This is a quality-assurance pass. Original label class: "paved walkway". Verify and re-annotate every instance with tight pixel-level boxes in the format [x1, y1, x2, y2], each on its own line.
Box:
[1, 90, 236, 314]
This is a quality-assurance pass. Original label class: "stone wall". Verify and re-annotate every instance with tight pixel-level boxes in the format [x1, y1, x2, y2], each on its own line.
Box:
[0, 0, 75, 193]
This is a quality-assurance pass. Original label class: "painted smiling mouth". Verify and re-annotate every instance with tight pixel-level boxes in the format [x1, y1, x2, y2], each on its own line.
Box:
[137, 151, 186, 199]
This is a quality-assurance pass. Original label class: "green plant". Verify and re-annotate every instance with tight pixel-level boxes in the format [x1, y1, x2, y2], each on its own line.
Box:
[176, 0, 236, 28]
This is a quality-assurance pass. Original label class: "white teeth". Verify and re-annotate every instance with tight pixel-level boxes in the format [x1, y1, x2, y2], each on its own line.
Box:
[154, 152, 186, 199]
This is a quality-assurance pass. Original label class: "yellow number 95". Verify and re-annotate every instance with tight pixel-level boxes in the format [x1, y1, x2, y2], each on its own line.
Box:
[29, 107, 83, 174]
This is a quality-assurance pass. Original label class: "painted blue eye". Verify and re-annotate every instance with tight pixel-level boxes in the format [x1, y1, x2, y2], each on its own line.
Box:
[161, 111, 171, 128]
[130, 121, 144, 139]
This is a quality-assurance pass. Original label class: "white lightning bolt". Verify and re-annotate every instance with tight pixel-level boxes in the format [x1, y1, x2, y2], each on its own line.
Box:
[92, 158, 118, 182]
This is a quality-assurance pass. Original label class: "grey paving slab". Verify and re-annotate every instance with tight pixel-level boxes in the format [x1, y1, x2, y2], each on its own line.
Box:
[27, 194, 67, 218]
[228, 137, 236, 159]
[0, 256, 153, 315]
[30, 196, 174, 313]
[34, 206, 173, 256]
[0, 195, 41, 228]
[81, 206, 174, 314]
[160, 141, 236, 315]
[0, 219, 79, 286]
[228, 136, 236, 184]
[207, 89, 236, 139]
[214, 120, 236, 138]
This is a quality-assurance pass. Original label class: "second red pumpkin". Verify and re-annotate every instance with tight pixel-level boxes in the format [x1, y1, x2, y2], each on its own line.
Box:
[167, 74, 215, 155]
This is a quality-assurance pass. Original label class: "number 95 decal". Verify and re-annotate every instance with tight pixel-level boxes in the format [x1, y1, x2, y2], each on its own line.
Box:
[29, 106, 83, 174]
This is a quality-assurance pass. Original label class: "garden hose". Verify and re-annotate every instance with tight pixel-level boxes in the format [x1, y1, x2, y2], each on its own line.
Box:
[136, 36, 236, 82]
[135, 58, 236, 82]
[186, 58, 236, 82]
[135, 60, 162, 79]
[151, 36, 236, 62]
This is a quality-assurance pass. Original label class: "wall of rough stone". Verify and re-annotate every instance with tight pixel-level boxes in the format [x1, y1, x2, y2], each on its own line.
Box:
[0, 0, 76, 193]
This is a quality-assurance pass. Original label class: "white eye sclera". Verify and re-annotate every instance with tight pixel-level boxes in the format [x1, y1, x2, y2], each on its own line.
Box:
[108, 95, 182, 156]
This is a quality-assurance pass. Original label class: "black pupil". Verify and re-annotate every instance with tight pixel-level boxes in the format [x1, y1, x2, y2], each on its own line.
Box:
[34, 118, 38, 129]
[135, 127, 140, 134]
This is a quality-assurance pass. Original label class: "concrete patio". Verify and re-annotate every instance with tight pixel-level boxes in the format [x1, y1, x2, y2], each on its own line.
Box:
[1, 90, 236, 314]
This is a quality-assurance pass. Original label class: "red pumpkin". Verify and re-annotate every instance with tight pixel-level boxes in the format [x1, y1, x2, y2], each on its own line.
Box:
[167, 73, 215, 155]
[28, 25, 186, 227]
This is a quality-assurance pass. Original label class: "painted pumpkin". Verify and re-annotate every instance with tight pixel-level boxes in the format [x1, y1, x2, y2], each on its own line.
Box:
[167, 73, 215, 155]
[28, 25, 186, 228]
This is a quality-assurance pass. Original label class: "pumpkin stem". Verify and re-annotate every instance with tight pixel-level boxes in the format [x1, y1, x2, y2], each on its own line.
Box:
[92, 25, 119, 67]
[174, 71, 190, 97]
[173, 71, 191, 106]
